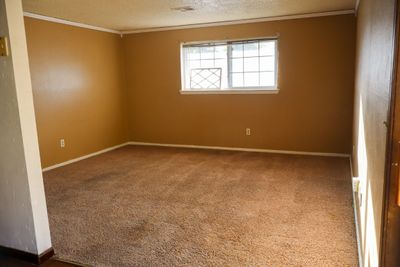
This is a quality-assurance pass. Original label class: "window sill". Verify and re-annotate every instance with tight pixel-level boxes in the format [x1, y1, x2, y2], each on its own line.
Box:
[180, 88, 279, 95]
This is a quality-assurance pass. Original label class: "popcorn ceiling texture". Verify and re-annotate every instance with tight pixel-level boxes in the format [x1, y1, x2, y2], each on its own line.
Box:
[44, 145, 357, 266]
[22, 0, 356, 31]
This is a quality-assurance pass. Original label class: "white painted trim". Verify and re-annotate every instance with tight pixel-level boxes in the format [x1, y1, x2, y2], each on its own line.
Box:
[180, 38, 279, 93]
[23, 9, 355, 36]
[355, 0, 361, 15]
[350, 158, 364, 267]
[122, 10, 355, 34]
[352, 185, 364, 267]
[23, 12, 120, 34]
[180, 89, 279, 95]
[4, 0, 52, 254]
[181, 35, 280, 46]
[41, 141, 351, 172]
[42, 143, 129, 172]
[128, 141, 350, 157]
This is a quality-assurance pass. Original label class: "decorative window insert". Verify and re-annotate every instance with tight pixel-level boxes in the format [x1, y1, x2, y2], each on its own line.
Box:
[190, 68, 222, 89]
[181, 38, 278, 92]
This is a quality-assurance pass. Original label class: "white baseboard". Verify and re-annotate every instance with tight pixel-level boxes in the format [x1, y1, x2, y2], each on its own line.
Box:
[42, 142, 130, 172]
[352, 189, 363, 267]
[128, 141, 350, 158]
[42, 141, 350, 172]
[350, 158, 363, 267]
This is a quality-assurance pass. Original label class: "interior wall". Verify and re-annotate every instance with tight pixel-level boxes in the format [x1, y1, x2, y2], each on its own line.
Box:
[122, 14, 356, 154]
[0, 0, 51, 254]
[24, 17, 128, 168]
[352, 0, 396, 266]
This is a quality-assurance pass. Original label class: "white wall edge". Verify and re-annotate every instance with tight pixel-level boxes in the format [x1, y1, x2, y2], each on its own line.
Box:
[23, 12, 120, 34]
[128, 141, 351, 158]
[122, 10, 355, 34]
[42, 142, 129, 172]
[3, 0, 52, 254]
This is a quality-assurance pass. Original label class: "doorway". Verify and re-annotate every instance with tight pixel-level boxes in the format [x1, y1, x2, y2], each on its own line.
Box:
[381, 2, 400, 265]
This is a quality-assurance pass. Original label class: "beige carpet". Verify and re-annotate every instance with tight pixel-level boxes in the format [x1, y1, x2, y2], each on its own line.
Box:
[43, 145, 358, 267]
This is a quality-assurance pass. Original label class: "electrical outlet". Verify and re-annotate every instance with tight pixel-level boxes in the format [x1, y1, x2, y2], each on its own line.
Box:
[0, 37, 8, 57]
[246, 128, 251, 136]
[352, 177, 360, 193]
[60, 139, 65, 148]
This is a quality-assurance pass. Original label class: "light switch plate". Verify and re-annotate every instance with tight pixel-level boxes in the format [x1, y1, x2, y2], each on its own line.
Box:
[0, 36, 8, 57]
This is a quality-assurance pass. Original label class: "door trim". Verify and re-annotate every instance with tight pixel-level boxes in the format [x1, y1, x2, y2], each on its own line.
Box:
[380, 0, 400, 265]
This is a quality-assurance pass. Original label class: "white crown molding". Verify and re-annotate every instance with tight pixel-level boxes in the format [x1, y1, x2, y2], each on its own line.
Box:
[23, 12, 121, 34]
[24, 9, 355, 36]
[121, 9, 355, 35]
[355, 0, 361, 15]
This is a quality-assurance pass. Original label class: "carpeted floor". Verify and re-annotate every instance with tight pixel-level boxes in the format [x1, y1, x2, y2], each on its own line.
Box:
[43, 145, 358, 267]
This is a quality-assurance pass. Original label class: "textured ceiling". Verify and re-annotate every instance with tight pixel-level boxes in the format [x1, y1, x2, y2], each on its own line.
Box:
[22, 0, 356, 32]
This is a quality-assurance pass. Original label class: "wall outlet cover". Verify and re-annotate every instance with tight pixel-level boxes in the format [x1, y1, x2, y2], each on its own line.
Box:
[0, 36, 9, 57]
[246, 128, 251, 135]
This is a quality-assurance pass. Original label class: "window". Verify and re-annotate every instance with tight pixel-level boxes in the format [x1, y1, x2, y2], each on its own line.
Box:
[181, 38, 278, 93]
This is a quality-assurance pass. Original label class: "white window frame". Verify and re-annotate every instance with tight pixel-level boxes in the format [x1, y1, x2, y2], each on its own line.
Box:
[180, 37, 279, 95]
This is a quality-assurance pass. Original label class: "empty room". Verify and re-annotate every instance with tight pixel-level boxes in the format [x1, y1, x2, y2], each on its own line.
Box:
[1, 0, 400, 266]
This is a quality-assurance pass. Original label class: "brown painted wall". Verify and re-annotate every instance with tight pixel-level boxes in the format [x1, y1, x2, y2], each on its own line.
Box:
[122, 15, 356, 154]
[352, 0, 396, 266]
[24, 17, 128, 168]
[24, 14, 356, 168]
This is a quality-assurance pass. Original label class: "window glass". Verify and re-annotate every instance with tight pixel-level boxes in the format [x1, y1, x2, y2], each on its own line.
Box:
[182, 39, 277, 90]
